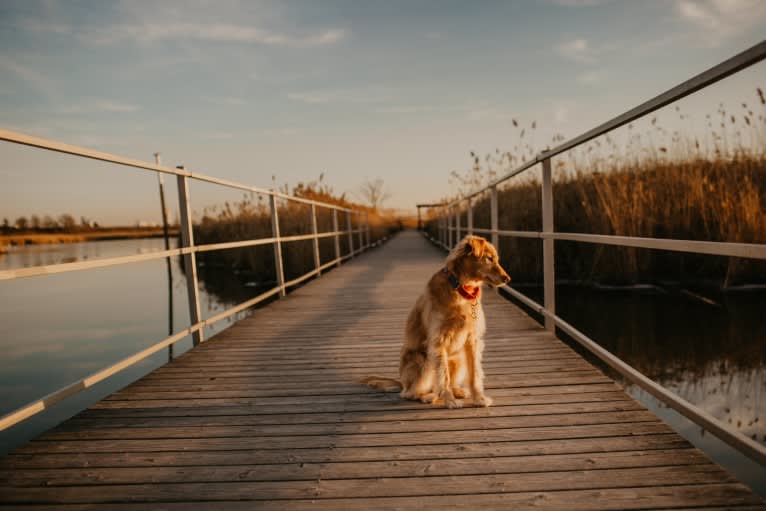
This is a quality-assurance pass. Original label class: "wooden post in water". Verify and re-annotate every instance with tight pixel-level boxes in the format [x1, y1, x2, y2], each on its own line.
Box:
[365, 211, 370, 248]
[176, 168, 203, 346]
[270, 193, 286, 297]
[541, 156, 556, 332]
[154, 153, 173, 361]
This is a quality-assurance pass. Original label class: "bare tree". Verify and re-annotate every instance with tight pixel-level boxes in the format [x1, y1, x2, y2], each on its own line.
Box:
[58, 213, 77, 231]
[358, 178, 391, 211]
[15, 216, 28, 230]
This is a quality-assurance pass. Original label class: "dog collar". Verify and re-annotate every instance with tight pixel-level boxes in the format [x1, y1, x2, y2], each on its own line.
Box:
[441, 268, 481, 301]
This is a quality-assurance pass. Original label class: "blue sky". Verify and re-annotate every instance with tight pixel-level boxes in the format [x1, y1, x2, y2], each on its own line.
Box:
[1, 0, 765, 224]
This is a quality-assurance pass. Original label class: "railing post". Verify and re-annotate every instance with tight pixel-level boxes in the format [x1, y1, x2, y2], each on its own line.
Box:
[447, 206, 453, 249]
[176, 171, 203, 346]
[467, 197, 473, 236]
[541, 156, 556, 332]
[417, 206, 422, 231]
[455, 203, 461, 243]
[332, 208, 341, 266]
[270, 193, 286, 297]
[365, 211, 371, 248]
[310, 203, 321, 276]
[490, 185, 499, 249]
[347, 210, 355, 258]
[439, 210, 444, 247]
[357, 211, 364, 251]
[442, 209, 447, 248]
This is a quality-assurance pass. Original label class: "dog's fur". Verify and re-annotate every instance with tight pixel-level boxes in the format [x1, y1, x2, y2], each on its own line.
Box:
[361, 235, 510, 408]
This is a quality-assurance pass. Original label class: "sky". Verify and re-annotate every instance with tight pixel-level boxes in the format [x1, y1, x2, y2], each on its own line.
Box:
[1, 0, 765, 225]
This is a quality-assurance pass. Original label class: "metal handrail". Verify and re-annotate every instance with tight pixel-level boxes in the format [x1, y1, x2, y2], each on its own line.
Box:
[0, 129, 357, 212]
[0, 130, 375, 431]
[421, 39, 766, 466]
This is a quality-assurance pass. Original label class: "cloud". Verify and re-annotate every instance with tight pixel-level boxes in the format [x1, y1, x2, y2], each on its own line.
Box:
[201, 132, 235, 140]
[556, 38, 597, 64]
[0, 56, 54, 97]
[287, 90, 388, 105]
[77, 22, 346, 48]
[576, 70, 606, 85]
[205, 96, 247, 106]
[553, 106, 569, 125]
[57, 99, 139, 114]
[553, 0, 613, 6]
[675, 0, 766, 46]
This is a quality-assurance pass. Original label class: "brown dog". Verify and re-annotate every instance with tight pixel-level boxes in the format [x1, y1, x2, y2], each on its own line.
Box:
[362, 235, 510, 408]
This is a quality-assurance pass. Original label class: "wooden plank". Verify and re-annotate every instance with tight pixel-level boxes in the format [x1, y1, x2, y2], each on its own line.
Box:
[40, 410, 657, 441]
[1, 434, 691, 469]
[1, 485, 761, 510]
[16, 422, 675, 454]
[0, 449, 710, 486]
[0, 466, 738, 504]
[55, 399, 642, 430]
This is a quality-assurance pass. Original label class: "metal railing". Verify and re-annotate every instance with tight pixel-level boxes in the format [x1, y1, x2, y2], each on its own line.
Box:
[0, 128, 375, 431]
[419, 40, 766, 466]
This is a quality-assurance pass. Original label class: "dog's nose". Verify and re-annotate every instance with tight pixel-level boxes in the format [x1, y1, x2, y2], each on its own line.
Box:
[503, 274, 511, 284]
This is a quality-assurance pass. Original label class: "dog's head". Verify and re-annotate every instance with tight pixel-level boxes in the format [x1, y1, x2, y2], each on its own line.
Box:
[446, 235, 511, 287]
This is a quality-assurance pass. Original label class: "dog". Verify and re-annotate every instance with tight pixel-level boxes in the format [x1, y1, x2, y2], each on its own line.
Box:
[361, 235, 511, 408]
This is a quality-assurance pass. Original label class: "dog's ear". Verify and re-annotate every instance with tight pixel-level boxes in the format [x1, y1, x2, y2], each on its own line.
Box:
[464, 236, 485, 258]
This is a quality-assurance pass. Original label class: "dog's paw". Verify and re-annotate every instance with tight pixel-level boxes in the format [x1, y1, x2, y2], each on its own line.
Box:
[419, 392, 437, 404]
[474, 394, 493, 407]
[444, 396, 464, 409]
[451, 387, 468, 399]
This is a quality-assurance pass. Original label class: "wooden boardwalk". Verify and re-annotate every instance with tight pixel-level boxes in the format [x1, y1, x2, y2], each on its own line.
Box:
[1, 231, 763, 510]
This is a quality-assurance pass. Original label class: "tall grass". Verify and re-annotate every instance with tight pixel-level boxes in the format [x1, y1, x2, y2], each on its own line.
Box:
[427, 91, 766, 288]
[190, 178, 402, 302]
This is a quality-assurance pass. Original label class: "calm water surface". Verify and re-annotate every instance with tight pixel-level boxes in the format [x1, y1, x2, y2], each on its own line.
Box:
[1, 239, 764, 495]
[513, 284, 766, 495]
[0, 238, 251, 455]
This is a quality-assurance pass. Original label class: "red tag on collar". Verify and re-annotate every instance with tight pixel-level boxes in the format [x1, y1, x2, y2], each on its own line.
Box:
[458, 285, 480, 300]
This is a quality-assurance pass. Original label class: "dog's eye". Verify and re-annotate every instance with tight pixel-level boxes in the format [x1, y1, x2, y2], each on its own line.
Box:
[485, 255, 494, 262]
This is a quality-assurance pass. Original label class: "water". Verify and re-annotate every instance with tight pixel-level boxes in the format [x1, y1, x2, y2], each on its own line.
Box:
[510, 283, 766, 495]
[0, 238, 251, 455]
[1, 239, 764, 495]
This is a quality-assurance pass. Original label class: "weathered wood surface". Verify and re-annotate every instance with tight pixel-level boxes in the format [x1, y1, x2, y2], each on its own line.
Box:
[1, 230, 763, 509]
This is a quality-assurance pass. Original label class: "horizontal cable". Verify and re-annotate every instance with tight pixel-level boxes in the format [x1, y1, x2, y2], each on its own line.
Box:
[0, 247, 189, 281]
[438, 227, 766, 260]
[0, 325, 197, 432]
[0, 261, 337, 431]
[545, 40, 766, 159]
[550, 311, 766, 466]
[0, 128, 357, 213]
[439, 39, 766, 205]
[0, 231, 360, 280]
[499, 280, 766, 466]
[548, 232, 766, 260]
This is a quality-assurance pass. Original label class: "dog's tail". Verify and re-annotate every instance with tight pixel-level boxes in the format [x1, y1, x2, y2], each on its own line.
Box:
[359, 375, 402, 392]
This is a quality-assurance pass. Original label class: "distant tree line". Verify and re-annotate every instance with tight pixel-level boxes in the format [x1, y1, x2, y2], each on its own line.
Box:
[2, 214, 99, 234]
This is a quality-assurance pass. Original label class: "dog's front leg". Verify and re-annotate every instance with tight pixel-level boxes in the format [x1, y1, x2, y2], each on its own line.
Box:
[430, 343, 462, 409]
[467, 336, 492, 407]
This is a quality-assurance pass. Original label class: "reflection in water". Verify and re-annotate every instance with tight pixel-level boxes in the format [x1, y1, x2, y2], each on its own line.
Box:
[0, 238, 252, 455]
[549, 285, 766, 445]
[513, 283, 766, 495]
